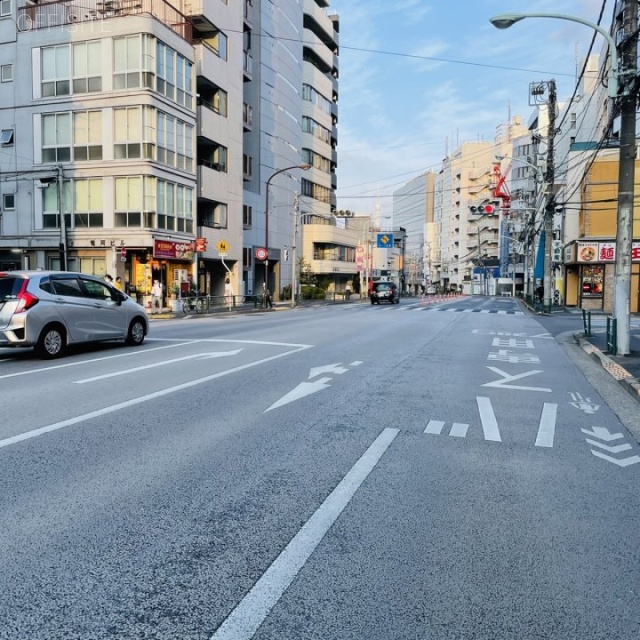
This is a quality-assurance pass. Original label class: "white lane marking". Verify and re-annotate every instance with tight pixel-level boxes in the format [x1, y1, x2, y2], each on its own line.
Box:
[476, 397, 502, 442]
[350, 361, 363, 366]
[590, 451, 640, 467]
[584, 439, 632, 454]
[308, 363, 348, 379]
[0, 341, 200, 380]
[74, 350, 243, 384]
[534, 403, 558, 448]
[266, 378, 332, 412]
[0, 344, 312, 450]
[209, 427, 400, 640]
[580, 427, 623, 441]
[482, 367, 552, 392]
[424, 420, 445, 435]
[449, 422, 469, 438]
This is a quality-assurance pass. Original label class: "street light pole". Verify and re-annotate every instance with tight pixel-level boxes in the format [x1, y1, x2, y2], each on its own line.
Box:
[263, 164, 310, 306]
[491, 9, 634, 352]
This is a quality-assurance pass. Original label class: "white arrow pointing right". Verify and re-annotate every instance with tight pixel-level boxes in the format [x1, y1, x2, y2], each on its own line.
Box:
[580, 427, 624, 441]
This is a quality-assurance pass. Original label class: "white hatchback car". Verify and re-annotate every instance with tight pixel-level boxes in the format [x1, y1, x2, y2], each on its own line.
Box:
[0, 270, 148, 358]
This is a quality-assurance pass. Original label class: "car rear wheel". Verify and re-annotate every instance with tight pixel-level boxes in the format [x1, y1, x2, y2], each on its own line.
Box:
[36, 324, 66, 359]
[125, 318, 146, 346]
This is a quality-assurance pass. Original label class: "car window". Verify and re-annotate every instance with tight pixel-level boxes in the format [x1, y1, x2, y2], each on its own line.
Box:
[0, 276, 23, 302]
[51, 277, 85, 298]
[82, 278, 114, 300]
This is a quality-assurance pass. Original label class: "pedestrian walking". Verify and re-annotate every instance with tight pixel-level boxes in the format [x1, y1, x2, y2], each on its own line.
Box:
[265, 287, 273, 309]
[224, 277, 234, 307]
[114, 276, 123, 291]
[151, 280, 163, 314]
[104, 274, 114, 285]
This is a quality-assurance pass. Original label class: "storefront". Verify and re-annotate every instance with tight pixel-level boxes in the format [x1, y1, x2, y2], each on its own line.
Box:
[129, 239, 194, 309]
[565, 239, 640, 312]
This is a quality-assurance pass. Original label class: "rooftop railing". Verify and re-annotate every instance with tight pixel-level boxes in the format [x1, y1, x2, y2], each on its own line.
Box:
[18, 0, 192, 42]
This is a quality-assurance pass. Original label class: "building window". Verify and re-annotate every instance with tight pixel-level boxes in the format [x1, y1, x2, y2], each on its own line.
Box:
[199, 202, 227, 229]
[114, 34, 154, 90]
[0, 0, 10, 17]
[73, 178, 103, 228]
[114, 107, 143, 159]
[243, 204, 252, 228]
[157, 180, 176, 231]
[1, 64, 12, 82]
[42, 113, 71, 162]
[42, 179, 71, 229]
[243, 154, 252, 179]
[73, 41, 102, 93]
[73, 111, 102, 160]
[115, 176, 145, 227]
[3, 193, 15, 210]
[243, 247, 252, 271]
[302, 116, 330, 144]
[42, 45, 71, 97]
[301, 178, 330, 204]
[175, 184, 193, 233]
[0, 128, 14, 146]
[211, 30, 228, 60]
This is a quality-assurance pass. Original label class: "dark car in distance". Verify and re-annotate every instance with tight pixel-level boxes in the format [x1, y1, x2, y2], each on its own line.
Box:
[370, 281, 399, 305]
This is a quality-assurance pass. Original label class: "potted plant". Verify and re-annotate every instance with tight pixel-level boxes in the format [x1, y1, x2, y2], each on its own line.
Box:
[169, 282, 180, 299]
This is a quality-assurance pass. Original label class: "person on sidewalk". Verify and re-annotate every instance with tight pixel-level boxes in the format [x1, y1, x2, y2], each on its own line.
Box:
[151, 280, 163, 314]
[265, 287, 273, 309]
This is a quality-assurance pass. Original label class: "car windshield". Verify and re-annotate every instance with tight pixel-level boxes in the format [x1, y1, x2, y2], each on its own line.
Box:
[0, 276, 23, 302]
[376, 283, 392, 290]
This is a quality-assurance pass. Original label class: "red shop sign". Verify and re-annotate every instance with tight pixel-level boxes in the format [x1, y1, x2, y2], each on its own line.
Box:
[153, 239, 195, 260]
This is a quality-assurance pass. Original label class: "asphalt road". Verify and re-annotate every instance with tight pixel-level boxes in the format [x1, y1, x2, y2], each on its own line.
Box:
[1, 296, 639, 639]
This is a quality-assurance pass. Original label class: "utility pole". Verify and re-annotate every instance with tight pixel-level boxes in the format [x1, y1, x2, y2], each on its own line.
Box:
[613, 0, 637, 355]
[57, 164, 67, 271]
[542, 79, 556, 313]
[291, 192, 299, 309]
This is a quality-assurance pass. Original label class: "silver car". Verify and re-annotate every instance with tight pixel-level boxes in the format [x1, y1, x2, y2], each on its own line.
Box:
[0, 270, 148, 358]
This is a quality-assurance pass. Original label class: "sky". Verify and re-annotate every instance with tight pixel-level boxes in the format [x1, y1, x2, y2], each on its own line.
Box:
[328, 0, 608, 218]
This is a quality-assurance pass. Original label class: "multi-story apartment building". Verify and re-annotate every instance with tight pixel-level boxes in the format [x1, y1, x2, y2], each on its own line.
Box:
[0, 0, 339, 306]
[0, 1, 198, 308]
[242, 0, 338, 299]
[392, 172, 435, 293]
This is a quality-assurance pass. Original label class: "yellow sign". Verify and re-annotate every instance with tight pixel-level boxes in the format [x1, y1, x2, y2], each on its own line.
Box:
[217, 240, 229, 252]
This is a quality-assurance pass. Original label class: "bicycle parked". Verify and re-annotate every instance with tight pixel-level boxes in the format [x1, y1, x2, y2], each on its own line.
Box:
[182, 296, 206, 314]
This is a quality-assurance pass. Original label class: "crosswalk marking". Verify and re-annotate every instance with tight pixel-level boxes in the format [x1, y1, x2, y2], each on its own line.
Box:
[424, 420, 445, 435]
[449, 422, 469, 438]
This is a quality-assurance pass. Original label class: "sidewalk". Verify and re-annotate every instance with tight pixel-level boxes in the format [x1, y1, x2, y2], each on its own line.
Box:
[571, 312, 640, 403]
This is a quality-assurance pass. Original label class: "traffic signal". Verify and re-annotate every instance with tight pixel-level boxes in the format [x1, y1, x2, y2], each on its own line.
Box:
[469, 202, 498, 215]
[334, 209, 355, 217]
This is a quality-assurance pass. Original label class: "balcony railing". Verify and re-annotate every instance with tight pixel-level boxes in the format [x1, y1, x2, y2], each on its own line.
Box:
[18, 0, 192, 43]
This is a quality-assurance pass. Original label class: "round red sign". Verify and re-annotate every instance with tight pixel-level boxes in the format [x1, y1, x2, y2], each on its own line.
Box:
[256, 247, 268, 261]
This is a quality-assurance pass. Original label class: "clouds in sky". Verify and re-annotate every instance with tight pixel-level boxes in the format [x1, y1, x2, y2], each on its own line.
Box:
[329, 0, 608, 215]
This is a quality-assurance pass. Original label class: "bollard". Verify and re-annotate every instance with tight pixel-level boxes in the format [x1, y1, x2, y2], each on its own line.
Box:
[581, 308, 592, 337]
[606, 316, 617, 355]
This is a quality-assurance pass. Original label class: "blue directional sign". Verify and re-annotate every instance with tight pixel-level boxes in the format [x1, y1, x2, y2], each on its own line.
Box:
[377, 233, 394, 248]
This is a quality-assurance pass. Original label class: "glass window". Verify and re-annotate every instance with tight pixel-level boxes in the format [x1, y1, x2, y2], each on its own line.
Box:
[74, 178, 103, 228]
[114, 176, 143, 227]
[114, 107, 142, 159]
[73, 41, 102, 93]
[51, 276, 84, 298]
[42, 45, 71, 97]
[3, 193, 15, 210]
[114, 35, 142, 89]
[581, 265, 604, 298]
[42, 113, 71, 163]
[1, 64, 12, 82]
[0, 0, 10, 17]
[73, 111, 102, 161]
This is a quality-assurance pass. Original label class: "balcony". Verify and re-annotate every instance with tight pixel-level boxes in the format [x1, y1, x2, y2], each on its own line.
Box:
[18, 0, 192, 42]
[197, 102, 227, 144]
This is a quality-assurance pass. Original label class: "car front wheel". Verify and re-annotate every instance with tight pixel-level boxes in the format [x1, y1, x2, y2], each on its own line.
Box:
[126, 318, 146, 346]
[36, 324, 66, 359]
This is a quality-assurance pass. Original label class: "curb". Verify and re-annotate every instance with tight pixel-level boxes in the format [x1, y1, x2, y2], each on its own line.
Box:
[573, 333, 640, 403]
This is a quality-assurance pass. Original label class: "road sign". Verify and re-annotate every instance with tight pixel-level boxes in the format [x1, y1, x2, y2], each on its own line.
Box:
[217, 240, 229, 252]
[195, 237, 207, 252]
[255, 247, 268, 261]
[377, 233, 394, 248]
[120, 247, 127, 262]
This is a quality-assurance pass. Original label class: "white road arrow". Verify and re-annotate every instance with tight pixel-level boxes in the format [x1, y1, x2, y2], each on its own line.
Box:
[584, 439, 632, 454]
[75, 350, 244, 383]
[266, 377, 332, 412]
[590, 451, 640, 467]
[580, 427, 624, 441]
[308, 363, 348, 379]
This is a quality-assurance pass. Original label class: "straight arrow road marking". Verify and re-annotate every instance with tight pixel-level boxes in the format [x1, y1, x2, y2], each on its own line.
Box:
[266, 378, 332, 412]
[74, 350, 244, 383]
[580, 427, 624, 441]
[534, 403, 558, 448]
[590, 451, 640, 467]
